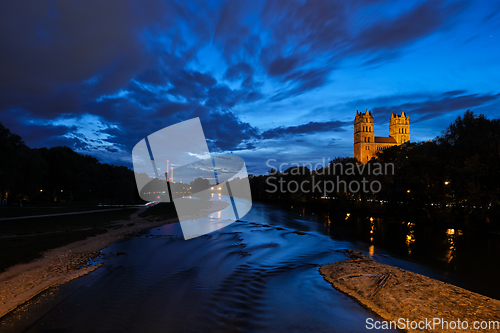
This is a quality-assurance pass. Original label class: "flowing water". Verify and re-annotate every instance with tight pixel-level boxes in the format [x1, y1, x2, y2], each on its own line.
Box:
[1, 198, 499, 332]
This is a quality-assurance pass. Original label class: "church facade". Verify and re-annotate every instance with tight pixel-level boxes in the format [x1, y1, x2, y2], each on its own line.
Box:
[354, 110, 410, 163]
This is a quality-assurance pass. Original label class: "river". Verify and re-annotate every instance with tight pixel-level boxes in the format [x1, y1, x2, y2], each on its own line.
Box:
[1, 198, 498, 332]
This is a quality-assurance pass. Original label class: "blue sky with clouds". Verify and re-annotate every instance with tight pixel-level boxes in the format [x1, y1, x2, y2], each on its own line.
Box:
[1, 0, 499, 174]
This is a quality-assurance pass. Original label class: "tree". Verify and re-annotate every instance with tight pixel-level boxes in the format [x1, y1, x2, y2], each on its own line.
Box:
[189, 177, 211, 200]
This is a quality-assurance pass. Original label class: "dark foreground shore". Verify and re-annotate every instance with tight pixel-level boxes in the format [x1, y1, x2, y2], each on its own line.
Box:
[320, 251, 500, 332]
[0, 208, 178, 319]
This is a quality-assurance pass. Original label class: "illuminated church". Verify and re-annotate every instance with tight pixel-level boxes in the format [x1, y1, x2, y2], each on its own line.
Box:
[354, 110, 410, 163]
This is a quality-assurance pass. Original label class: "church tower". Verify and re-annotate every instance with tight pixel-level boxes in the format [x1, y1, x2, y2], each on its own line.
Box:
[389, 111, 410, 145]
[354, 110, 375, 163]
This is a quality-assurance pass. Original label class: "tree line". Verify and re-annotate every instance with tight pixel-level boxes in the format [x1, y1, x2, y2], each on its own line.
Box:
[0, 122, 140, 206]
[3, 110, 499, 228]
[249, 111, 500, 229]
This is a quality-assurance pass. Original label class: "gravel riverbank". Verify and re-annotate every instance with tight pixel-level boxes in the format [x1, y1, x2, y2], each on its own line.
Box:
[320, 250, 500, 332]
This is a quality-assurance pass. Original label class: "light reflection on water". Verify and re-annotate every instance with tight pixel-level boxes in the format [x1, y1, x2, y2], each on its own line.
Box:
[1, 201, 500, 333]
[405, 222, 415, 256]
[445, 228, 462, 264]
[281, 205, 500, 300]
[0, 201, 397, 333]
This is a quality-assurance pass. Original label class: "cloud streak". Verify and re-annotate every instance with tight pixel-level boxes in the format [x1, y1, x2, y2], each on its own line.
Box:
[372, 92, 500, 123]
[262, 120, 349, 139]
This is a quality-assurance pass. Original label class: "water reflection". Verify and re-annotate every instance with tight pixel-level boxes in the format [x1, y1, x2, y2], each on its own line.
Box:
[405, 222, 416, 256]
[368, 217, 375, 244]
[249, 203, 500, 299]
[445, 228, 462, 263]
[5, 202, 393, 333]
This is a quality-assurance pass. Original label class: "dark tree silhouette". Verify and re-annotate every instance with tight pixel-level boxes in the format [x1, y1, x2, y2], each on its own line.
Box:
[0, 122, 143, 206]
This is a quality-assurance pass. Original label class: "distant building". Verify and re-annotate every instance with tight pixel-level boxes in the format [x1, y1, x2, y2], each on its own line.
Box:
[354, 110, 410, 163]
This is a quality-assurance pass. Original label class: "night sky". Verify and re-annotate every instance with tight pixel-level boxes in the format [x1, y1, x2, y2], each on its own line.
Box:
[1, 0, 499, 174]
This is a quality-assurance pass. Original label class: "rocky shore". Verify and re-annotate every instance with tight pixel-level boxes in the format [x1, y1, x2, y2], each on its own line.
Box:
[320, 250, 500, 332]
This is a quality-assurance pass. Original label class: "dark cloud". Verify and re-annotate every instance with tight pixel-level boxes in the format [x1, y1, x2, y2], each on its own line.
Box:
[125, 81, 164, 108]
[204, 86, 240, 108]
[0, 0, 467, 120]
[134, 69, 167, 86]
[354, 1, 463, 51]
[85, 99, 193, 153]
[262, 120, 349, 139]
[92, 98, 261, 154]
[0, 0, 168, 116]
[360, 51, 400, 69]
[267, 57, 300, 76]
[0, 89, 82, 119]
[224, 62, 254, 81]
[0, 109, 81, 148]
[260, 0, 349, 54]
[442, 90, 468, 97]
[201, 111, 260, 151]
[372, 92, 500, 123]
[256, 0, 466, 100]
[82, 51, 264, 154]
[0, 0, 491, 174]
[243, 35, 261, 58]
[166, 69, 217, 101]
[0, 0, 218, 118]
[212, 1, 263, 63]
[270, 68, 331, 102]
